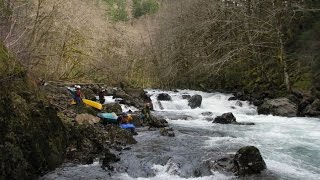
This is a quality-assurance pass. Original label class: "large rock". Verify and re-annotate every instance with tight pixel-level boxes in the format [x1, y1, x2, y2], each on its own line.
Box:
[66, 124, 136, 164]
[211, 146, 266, 176]
[182, 94, 191, 99]
[301, 99, 320, 117]
[102, 103, 122, 114]
[113, 87, 152, 109]
[75, 114, 100, 125]
[101, 149, 120, 169]
[149, 115, 169, 128]
[234, 146, 267, 176]
[160, 127, 175, 137]
[188, 94, 202, 109]
[157, 93, 172, 101]
[258, 98, 297, 117]
[213, 113, 237, 124]
[0, 49, 67, 179]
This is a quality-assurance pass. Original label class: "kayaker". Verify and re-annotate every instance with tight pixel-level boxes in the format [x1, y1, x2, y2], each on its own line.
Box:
[117, 112, 133, 124]
[98, 88, 106, 104]
[75, 85, 82, 105]
[117, 112, 137, 135]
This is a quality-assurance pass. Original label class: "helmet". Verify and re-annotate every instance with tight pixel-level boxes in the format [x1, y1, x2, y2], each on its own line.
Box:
[75, 85, 81, 89]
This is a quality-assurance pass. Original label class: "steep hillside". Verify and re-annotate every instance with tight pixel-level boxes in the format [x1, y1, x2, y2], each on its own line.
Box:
[0, 42, 67, 179]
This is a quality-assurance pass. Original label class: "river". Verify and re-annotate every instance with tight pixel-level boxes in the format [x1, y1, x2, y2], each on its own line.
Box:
[43, 89, 320, 180]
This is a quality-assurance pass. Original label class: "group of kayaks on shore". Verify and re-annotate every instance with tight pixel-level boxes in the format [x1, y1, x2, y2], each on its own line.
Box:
[67, 85, 137, 135]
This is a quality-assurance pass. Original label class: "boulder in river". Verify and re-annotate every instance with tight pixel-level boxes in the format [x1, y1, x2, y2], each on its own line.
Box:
[211, 146, 266, 176]
[157, 93, 172, 101]
[234, 146, 267, 176]
[188, 94, 202, 109]
[182, 94, 191, 99]
[102, 103, 122, 114]
[149, 115, 169, 128]
[201, 111, 213, 116]
[258, 98, 297, 117]
[213, 112, 237, 124]
[300, 99, 320, 117]
[102, 149, 120, 170]
[160, 127, 175, 137]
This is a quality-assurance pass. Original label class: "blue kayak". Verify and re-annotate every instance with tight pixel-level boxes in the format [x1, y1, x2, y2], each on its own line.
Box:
[120, 123, 135, 129]
[97, 112, 118, 124]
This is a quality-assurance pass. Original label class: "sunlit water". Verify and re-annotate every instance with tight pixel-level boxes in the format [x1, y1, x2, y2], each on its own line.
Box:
[43, 89, 320, 180]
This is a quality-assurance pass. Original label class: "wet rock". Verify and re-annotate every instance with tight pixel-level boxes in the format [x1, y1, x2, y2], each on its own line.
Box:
[228, 97, 237, 101]
[258, 98, 297, 117]
[157, 93, 171, 101]
[75, 114, 100, 125]
[160, 127, 175, 137]
[235, 101, 243, 107]
[213, 113, 236, 124]
[188, 95, 202, 109]
[182, 94, 191, 99]
[102, 149, 120, 169]
[149, 116, 169, 128]
[201, 111, 213, 116]
[253, 100, 263, 106]
[124, 87, 149, 108]
[205, 117, 214, 121]
[234, 146, 267, 176]
[210, 146, 266, 176]
[102, 103, 122, 114]
[211, 154, 236, 174]
[301, 99, 320, 117]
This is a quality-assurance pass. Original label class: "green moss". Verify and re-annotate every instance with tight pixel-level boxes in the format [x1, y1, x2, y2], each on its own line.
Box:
[0, 41, 67, 179]
[293, 72, 312, 91]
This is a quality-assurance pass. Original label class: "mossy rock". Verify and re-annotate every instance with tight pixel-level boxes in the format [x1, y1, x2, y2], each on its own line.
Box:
[0, 44, 67, 179]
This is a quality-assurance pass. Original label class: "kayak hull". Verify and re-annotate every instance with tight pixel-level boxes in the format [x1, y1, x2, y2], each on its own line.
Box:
[83, 99, 102, 110]
[120, 123, 135, 129]
[97, 113, 118, 124]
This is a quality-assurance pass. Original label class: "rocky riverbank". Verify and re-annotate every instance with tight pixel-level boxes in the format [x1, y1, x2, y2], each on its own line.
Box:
[227, 90, 320, 118]
[0, 55, 164, 179]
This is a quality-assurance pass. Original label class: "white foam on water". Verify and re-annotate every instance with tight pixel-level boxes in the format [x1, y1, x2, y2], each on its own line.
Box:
[146, 89, 320, 179]
[114, 163, 235, 180]
[43, 89, 320, 180]
[95, 95, 116, 104]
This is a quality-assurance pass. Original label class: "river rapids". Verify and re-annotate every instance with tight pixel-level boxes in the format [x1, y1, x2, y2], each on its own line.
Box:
[43, 89, 320, 180]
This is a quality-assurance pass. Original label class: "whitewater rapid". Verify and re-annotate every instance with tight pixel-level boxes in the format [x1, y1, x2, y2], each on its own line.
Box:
[43, 89, 320, 180]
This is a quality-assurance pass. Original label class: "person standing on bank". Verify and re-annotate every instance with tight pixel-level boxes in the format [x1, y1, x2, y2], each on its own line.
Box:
[75, 85, 83, 105]
[98, 88, 106, 104]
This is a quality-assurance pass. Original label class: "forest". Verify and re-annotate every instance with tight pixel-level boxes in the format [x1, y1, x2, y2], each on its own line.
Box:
[1, 0, 320, 96]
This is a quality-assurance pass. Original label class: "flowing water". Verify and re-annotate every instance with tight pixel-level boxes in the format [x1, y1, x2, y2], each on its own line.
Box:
[43, 90, 320, 180]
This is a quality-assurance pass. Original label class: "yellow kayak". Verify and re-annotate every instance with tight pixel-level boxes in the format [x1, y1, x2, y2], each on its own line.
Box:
[70, 99, 102, 110]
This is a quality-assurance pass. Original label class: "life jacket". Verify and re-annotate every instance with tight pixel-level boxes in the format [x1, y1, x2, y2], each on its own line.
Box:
[76, 89, 81, 97]
[121, 115, 133, 124]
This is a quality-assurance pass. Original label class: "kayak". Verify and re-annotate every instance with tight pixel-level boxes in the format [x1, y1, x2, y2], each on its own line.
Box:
[120, 123, 135, 129]
[97, 112, 118, 124]
[70, 99, 103, 110]
[83, 99, 102, 110]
